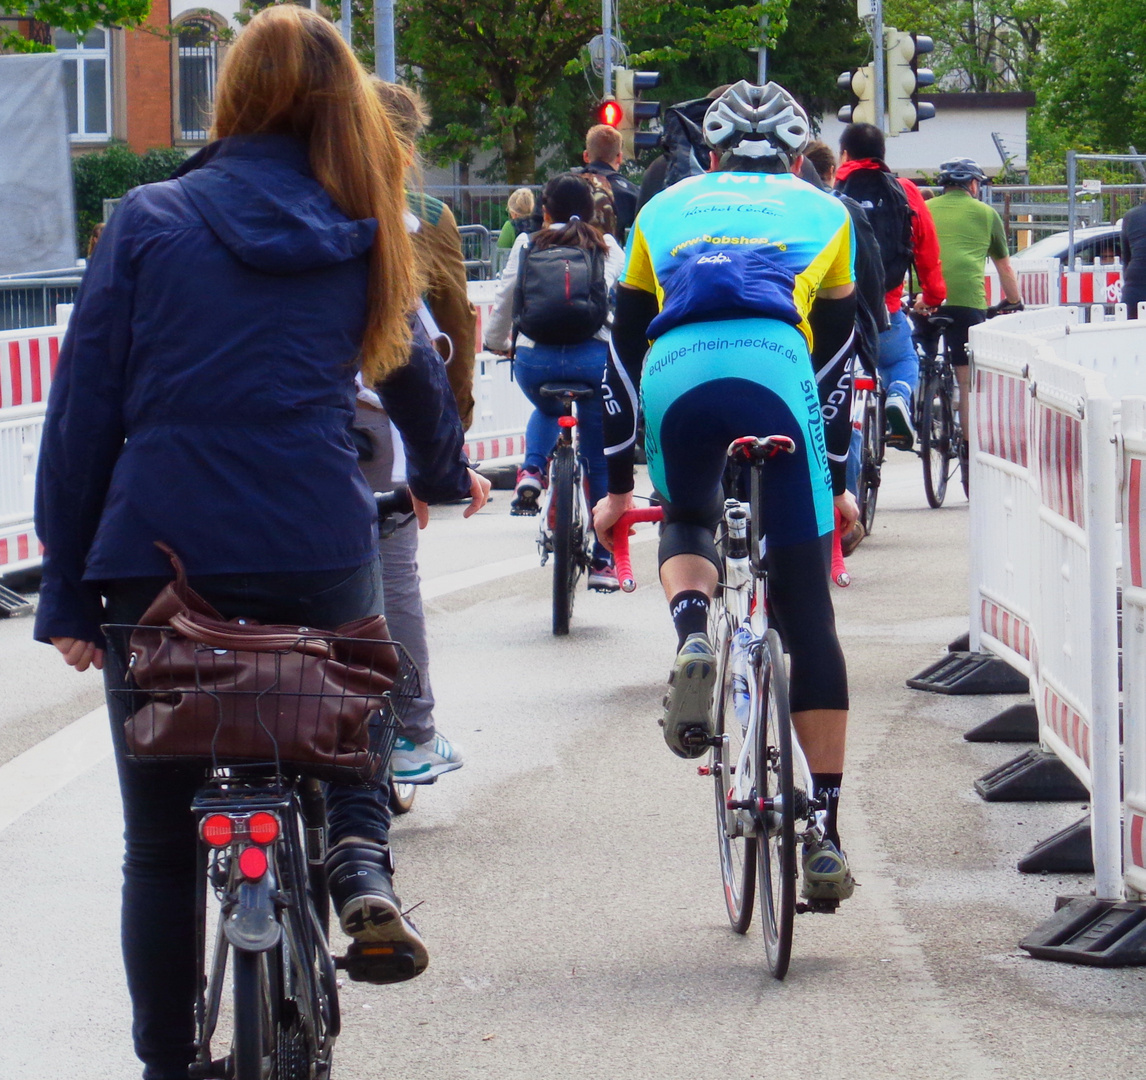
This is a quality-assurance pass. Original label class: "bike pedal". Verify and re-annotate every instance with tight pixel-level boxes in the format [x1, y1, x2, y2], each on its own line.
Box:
[795, 898, 840, 915]
[336, 941, 422, 984]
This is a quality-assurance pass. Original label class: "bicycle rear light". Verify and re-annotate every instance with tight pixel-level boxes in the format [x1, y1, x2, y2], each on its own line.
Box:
[238, 845, 269, 881]
[248, 811, 280, 845]
[201, 814, 234, 847]
[558, 416, 578, 429]
[854, 376, 876, 392]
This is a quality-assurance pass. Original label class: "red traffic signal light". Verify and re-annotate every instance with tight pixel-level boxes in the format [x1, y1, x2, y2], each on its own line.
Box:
[598, 99, 623, 127]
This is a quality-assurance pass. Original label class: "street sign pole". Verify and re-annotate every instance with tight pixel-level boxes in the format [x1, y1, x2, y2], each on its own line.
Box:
[857, 0, 886, 133]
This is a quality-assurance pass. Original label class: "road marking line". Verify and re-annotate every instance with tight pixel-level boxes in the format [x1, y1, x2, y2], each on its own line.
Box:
[0, 705, 111, 833]
[0, 525, 661, 833]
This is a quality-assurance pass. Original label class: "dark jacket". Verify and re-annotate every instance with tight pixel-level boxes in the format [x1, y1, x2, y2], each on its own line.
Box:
[34, 134, 468, 644]
[581, 159, 638, 234]
[1122, 203, 1146, 301]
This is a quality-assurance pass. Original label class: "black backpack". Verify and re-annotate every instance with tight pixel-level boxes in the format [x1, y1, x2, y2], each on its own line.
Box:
[513, 240, 608, 346]
[836, 168, 914, 293]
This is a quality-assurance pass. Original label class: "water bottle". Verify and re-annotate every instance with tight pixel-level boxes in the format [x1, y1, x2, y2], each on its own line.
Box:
[730, 625, 753, 731]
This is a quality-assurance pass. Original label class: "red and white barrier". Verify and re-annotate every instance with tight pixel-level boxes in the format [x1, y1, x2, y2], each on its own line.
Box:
[0, 327, 60, 410]
[969, 309, 1136, 901]
[462, 279, 529, 469]
[0, 328, 63, 576]
[1122, 398, 1146, 899]
[985, 258, 1058, 309]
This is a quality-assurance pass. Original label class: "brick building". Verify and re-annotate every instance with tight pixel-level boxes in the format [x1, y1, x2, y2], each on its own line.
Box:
[2, 0, 250, 153]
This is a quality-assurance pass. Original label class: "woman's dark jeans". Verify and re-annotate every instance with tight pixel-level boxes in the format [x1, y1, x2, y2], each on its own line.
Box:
[101, 558, 389, 1080]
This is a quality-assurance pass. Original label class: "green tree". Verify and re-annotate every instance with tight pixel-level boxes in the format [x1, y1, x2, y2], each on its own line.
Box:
[629, 0, 864, 125]
[1, 0, 151, 51]
[882, 0, 1050, 92]
[1031, 0, 1146, 157]
[392, 0, 789, 183]
[72, 144, 187, 245]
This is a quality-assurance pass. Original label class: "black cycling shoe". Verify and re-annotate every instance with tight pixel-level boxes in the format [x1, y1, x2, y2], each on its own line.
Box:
[326, 840, 428, 980]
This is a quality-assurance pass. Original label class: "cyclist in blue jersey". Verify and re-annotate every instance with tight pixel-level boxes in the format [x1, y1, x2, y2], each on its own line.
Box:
[594, 82, 859, 902]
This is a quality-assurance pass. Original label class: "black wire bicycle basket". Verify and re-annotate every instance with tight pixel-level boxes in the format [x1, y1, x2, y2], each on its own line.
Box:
[102, 624, 419, 789]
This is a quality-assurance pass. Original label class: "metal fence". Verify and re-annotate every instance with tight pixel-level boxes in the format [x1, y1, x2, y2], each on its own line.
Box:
[0, 269, 83, 332]
[988, 182, 1146, 247]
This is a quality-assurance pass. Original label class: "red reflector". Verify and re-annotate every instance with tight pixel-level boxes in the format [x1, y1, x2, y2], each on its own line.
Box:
[854, 376, 876, 391]
[238, 845, 268, 880]
[557, 415, 578, 428]
[248, 811, 280, 845]
[201, 814, 233, 847]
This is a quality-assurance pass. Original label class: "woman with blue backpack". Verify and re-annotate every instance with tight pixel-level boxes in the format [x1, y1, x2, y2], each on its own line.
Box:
[484, 172, 626, 590]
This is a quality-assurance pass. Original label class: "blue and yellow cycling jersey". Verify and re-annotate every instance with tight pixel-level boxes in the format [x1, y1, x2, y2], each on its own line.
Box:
[621, 171, 854, 348]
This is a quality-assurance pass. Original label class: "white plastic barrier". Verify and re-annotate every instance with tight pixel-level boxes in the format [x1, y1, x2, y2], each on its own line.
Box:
[0, 326, 61, 577]
[985, 257, 1059, 309]
[463, 279, 528, 468]
[1027, 354, 1121, 900]
[1121, 398, 1146, 899]
[969, 311, 1136, 900]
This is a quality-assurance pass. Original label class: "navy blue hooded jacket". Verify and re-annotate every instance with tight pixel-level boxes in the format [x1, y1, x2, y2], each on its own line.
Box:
[34, 134, 470, 645]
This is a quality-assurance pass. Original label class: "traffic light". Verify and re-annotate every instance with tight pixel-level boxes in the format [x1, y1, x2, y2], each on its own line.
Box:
[885, 29, 936, 134]
[615, 67, 662, 157]
[597, 98, 623, 128]
[837, 65, 877, 126]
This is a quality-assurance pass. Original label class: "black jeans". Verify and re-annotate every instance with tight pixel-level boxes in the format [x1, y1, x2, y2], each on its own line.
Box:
[101, 558, 389, 1080]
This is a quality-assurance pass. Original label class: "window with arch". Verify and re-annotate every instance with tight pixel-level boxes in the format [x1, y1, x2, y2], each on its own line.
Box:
[175, 16, 221, 143]
[54, 27, 112, 141]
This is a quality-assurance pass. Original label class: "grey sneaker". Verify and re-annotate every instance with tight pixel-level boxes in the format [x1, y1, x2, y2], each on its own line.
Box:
[391, 733, 463, 785]
[801, 838, 856, 901]
[660, 633, 717, 759]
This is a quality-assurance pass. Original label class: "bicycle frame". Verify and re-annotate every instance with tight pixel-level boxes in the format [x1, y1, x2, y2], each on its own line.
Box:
[719, 471, 822, 851]
[191, 776, 338, 1079]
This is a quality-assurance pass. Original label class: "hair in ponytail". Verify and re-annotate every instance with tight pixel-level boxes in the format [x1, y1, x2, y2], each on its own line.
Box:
[530, 173, 608, 254]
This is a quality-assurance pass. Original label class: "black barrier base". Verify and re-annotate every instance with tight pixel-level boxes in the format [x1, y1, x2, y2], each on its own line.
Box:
[0, 584, 33, 618]
[948, 631, 971, 652]
[1020, 897, 1146, 966]
[964, 701, 1040, 743]
[974, 749, 1090, 802]
[907, 651, 1029, 695]
[1018, 816, 1093, 873]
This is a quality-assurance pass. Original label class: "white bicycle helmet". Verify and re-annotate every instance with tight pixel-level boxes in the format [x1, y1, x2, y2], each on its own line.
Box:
[703, 80, 811, 164]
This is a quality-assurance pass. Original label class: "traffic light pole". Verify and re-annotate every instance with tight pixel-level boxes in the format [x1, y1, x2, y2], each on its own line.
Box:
[375, 0, 396, 81]
[602, 0, 613, 98]
[757, 13, 768, 83]
[871, 0, 886, 133]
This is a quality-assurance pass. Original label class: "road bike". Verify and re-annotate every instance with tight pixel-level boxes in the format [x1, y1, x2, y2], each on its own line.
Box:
[612, 436, 842, 980]
[852, 364, 884, 535]
[534, 381, 597, 636]
[103, 494, 419, 1079]
[912, 313, 965, 506]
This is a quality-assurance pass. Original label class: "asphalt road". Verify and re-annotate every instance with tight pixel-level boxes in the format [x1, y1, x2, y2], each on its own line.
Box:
[2, 454, 1143, 1080]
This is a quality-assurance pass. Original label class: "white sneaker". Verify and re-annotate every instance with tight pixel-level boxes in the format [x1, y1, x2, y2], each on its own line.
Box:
[391, 733, 464, 784]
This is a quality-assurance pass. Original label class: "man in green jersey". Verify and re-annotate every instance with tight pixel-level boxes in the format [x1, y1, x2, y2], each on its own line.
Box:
[923, 158, 1022, 440]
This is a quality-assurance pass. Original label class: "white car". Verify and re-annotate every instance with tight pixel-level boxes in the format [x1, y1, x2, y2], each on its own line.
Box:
[1013, 224, 1123, 265]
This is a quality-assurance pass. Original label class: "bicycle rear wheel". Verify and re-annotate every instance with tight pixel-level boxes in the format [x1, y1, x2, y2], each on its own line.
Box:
[920, 373, 954, 508]
[232, 949, 273, 1079]
[857, 390, 883, 534]
[711, 610, 756, 933]
[550, 444, 578, 636]
[755, 628, 796, 980]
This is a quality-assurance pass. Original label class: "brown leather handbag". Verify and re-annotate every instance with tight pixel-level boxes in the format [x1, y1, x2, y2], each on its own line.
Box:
[112, 545, 405, 787]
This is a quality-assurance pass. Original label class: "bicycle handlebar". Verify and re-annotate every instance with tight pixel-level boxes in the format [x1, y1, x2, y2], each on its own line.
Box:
[832, 507, 850, 588]
[611, 506, 665, 592]
[375, 487, 414, 538]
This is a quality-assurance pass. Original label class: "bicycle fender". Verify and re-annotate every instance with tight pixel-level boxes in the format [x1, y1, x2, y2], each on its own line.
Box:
[223, 877, 282, 953]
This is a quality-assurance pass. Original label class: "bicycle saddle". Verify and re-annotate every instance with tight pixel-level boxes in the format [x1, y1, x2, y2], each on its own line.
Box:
[727, 435, 797, 461]
[539, 381, 596, 400]
[927, 314, 954, 329]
